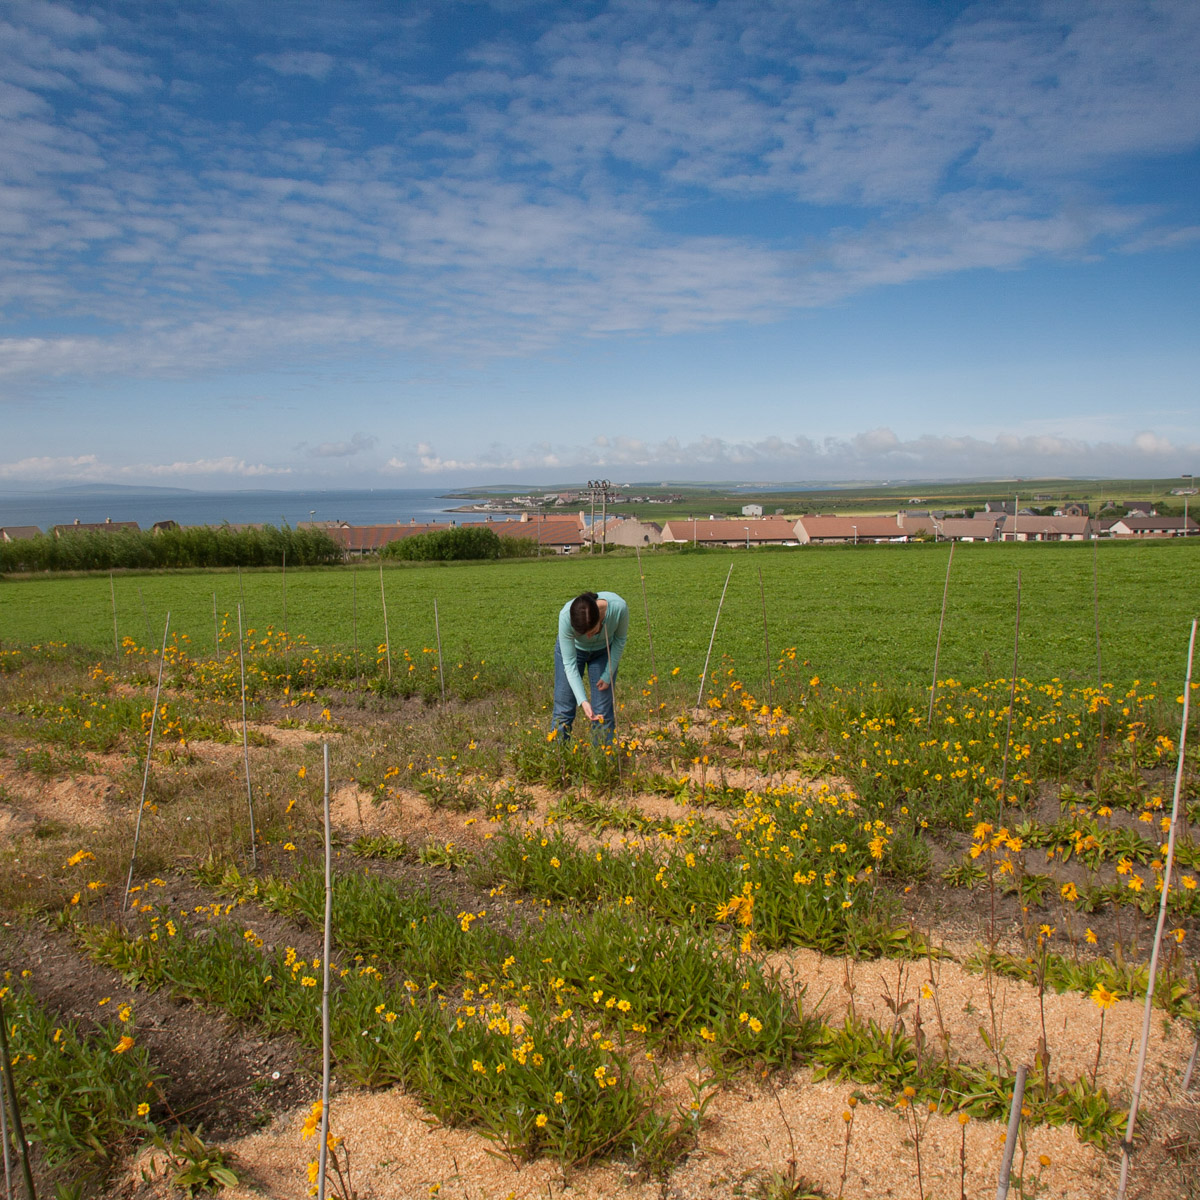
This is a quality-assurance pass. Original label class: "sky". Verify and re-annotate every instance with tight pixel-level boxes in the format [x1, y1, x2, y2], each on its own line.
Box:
[1, 0, 1198, 490]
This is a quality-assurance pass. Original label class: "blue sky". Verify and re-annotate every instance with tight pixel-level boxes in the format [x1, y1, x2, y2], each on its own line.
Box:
[1, 0, 1198, 489]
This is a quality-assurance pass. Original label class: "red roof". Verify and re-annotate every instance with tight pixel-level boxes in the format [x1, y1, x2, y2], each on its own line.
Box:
[660, 518, 798, 544]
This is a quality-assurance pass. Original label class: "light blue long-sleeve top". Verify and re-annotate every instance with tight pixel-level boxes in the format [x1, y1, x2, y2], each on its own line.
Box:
[557, 591, 629, 707]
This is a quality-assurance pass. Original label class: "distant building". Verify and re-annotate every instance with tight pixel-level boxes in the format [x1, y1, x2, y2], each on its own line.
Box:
[740, 504, 763, 517]
[661, 517, 799, 546]
[793, 516, 907, 544]
[52, 518, 139, 536]
[0, 525, 41, 542]
[1109, 516, 1197, 538]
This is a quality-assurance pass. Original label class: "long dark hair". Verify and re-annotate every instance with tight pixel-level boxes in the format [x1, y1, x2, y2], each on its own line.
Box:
[569, 591, 600, 635]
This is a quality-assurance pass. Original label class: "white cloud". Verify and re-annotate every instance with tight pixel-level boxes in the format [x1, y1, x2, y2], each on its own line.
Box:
[0, 453, 290, 483]
[0, 0, 1196, 383]
[308, 432, 377, 458]
[256, 51, 335, 81]
[404, 428, 1200, 482]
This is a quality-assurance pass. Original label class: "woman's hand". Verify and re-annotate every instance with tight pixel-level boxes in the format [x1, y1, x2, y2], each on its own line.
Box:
[581, 700, 602, 721]
[595, 679, 609, 691]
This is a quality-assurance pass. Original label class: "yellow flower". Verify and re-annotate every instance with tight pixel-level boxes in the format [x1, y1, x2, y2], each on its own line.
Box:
[1039, 1154, 1051, 1167]
[536, 1113, 548, 1127]
[136, 1102, 150, 1117]
[1091, 984, 1118, 1010]
[113, 1035, 134, 1054]
[297, 766, 306, 779]
[554, 1091, 564, 1104]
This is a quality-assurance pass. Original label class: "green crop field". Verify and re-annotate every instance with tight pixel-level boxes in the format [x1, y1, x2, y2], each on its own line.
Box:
[2, 539, 1196, 687]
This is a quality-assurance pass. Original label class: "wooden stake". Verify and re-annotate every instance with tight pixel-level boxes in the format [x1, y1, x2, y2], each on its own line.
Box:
[758, 565, 772, 695]
[317, 741, 333, 1200]
[697, 562, 734, 709]
[928, 541, 956, 726]
[237, 603, 258, 870]
[995, 1064, 1027, 1200]
[1115, 617, 1197, 1200]
[434, 599, 446, 705]
[123, 612, 170, 912]
[635, 547, 660, 709]
[238, 564, 247, 624]
[379, 560, 392, 679]
[0, 992, 36, 1200]
[997, 570, 1021, 825]
[281, 550, 290, 685]
[109, 570, 119, 655]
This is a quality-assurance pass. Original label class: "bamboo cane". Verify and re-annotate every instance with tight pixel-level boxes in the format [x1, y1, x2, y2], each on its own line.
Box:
[317, 741, 333, 1200]
[0, 1025, 13, 1200]
[434, 599, 446, 705]
[109, 570, 119, 656]
[379, 560, 392, 679]
[123, 613, 170, 912]
[137, 585, 151, 641]
[281, 549, 290, 686]
[995, 1064, 1027, 1200]
[697, 563, 734, 709]
[758, 565, 771, 695]
[997, 570, 1022, 825]
[237, 604, 258, 870]
[0, 993, 35, 1200]
[635, 547, 660, 708]
[238, 564, 246, 624]
[352, 564, 360, 680]
[927, 541, 956, 726]
[1115, 618, 1197, 1200]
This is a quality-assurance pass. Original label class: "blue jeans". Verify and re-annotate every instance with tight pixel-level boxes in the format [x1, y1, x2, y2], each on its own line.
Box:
[553, 640, 615, 743]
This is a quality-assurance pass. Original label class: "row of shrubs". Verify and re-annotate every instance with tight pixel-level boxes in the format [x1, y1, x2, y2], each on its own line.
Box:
[0, 524, 343, 573]
[383, 526, 538, 561]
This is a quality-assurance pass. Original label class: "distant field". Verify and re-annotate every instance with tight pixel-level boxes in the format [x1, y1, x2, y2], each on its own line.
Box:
[1, 540, 1196, 687]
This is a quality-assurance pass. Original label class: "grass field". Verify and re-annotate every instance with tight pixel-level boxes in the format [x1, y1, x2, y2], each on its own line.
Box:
[2, 539, 1197, 687]
[1, 538, 1199, 1198]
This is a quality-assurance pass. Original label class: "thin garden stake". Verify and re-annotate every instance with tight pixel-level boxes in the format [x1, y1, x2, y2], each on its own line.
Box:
[379, 560, 392, 679]
[1115, 617, 1197, 1200]
[123, 612, 170, 912]
[212, 592, 219, 657]
[634, 548, 659, 706]
[927, 541, 955, 725]
[237, 604, 259, 870]
[995, 1064, 1027, 1200]
[317, 741, 333, 1200]
[0, 993, 36, 1200]
[1181, 1035, 1198, 1092]
[758, 565, 772, 694]
[237, 564, 246, 624]
[137, 585, 152, 642]
[434, 599, 446, 704]
[0, 1033, 13, 1200]
[997, 569, 1022, 825]
[352, 564, 360, 680]
[109, 570, 119, 655]
[697, 562, 734, 709]
[281, 550, 290, 684]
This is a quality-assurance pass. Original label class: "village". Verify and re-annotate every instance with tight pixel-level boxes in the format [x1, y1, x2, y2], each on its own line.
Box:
[4, 495, 1193, 557]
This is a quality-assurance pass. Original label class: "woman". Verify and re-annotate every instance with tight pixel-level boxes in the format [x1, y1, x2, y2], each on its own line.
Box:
[553, 590, 628, 741]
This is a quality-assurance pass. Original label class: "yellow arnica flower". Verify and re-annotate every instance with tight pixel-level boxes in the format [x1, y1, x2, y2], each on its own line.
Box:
[113, 1036, 134, 1054]
[1091, 984, 1118, 1010]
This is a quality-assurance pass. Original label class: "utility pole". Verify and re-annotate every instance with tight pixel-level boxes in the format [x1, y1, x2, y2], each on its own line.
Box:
[585, 479, 610, 555]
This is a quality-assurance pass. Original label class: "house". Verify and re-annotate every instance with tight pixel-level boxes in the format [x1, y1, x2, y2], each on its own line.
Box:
[1108, 516, 1197, 538]
[1055, 502, 1090, 517]
[936, 516, 1003, 542]
[591, 518, 663, 548]
[52, 518, 140, 535]
[660, 517, 799, 547]
[997, 515, 1091, 541]
[492, 513, 587, 553]
[793, 516, 907, 544]
[740, 504, 763, 518]
[898, 510, 936, 535]
[151, 520, 180, 533]
[0, 526, 42, 542]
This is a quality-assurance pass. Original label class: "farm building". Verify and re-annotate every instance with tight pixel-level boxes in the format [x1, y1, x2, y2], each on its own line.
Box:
[936, 515, 1004, 542]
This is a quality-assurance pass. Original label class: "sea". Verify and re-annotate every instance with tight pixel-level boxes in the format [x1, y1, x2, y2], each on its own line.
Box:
[0, 487, 505, 532]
